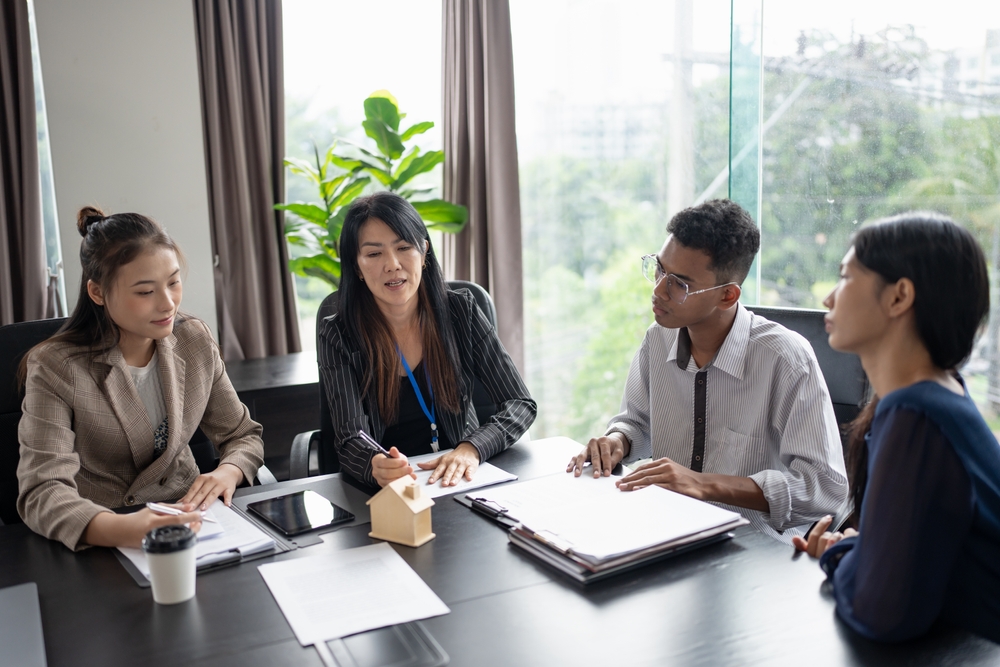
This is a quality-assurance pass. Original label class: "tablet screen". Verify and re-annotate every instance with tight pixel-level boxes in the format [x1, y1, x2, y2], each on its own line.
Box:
[247, 490, 355, 536]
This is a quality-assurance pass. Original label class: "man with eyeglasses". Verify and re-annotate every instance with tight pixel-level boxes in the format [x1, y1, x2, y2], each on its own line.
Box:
[567, 199, 847, 543]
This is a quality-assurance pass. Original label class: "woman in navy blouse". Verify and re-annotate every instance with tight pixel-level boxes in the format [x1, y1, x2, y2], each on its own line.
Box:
[793, 212, 1000, 643]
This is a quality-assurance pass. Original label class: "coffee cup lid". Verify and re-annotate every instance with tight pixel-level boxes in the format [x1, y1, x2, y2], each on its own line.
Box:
[142, 525, 197, 554]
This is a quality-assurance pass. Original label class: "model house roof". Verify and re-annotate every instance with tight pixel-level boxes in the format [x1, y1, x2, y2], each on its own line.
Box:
[366, 476, 435, 513]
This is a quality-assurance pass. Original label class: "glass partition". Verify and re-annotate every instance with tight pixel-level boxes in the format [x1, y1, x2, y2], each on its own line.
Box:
[739, 1, 1000, 422]
[516, 0, 1000, 437]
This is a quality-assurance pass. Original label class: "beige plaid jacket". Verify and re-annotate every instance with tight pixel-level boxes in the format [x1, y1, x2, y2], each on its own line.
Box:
[17, 319, 263, 550]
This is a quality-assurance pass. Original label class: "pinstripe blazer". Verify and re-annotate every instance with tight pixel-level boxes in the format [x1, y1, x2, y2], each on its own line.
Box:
[318, 288, 536, 486]
[17, 318, 264, 550]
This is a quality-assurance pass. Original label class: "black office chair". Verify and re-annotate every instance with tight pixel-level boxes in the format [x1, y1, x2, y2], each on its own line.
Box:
[0, 318, 274, 526]
[290, 280, 501, 479]
[745, 305, 869, 443]
[0, 318, 67, 525]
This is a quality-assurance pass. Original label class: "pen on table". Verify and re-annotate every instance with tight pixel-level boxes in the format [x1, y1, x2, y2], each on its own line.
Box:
[146, 501, 218, 523]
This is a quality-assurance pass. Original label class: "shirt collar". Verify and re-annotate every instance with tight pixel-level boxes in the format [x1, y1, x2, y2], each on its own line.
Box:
[665, 302, 752, 379]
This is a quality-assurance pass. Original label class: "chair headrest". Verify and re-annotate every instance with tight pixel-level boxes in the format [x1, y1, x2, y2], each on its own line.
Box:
[0, 318, 67, 414]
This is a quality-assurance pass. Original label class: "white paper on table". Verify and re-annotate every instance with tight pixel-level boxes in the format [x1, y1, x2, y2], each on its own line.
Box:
[468, 472, 744, 561]
[258, 542, 450, 646]
[402, 449, 517, 499]
[117, 499, 275, 578]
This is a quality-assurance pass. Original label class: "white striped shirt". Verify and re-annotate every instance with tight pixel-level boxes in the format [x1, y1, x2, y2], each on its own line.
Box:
[608, 303, 848, 543]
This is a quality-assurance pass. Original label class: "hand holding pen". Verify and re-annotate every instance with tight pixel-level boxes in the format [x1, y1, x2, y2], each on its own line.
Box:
[147, 501, 218, 523]
[359, 430, 417, 487]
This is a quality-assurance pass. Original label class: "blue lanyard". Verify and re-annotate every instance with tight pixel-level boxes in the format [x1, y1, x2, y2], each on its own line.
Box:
[396, 345, 439, 449]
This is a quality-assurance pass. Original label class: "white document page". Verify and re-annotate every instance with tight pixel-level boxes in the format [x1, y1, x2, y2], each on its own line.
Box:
[468, 473, 744, 561]
[118, 499, 275, 578]
[258, 542, 450, 646]
[403, 449, 517, 499]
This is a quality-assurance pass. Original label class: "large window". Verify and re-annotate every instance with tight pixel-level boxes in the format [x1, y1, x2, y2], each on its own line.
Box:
[512, 0, 732, 440]
[282, 0, 442, 347]
[28, 0, 64, 315]
[515, 0, 1000, 439]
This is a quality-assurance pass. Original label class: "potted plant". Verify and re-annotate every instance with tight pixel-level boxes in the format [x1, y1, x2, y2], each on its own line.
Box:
[277, 90, 468, 290]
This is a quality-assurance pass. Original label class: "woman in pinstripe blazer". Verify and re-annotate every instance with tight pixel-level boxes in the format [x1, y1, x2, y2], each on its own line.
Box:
[318, 192, 535, 489]
[17, 207, 263, 551]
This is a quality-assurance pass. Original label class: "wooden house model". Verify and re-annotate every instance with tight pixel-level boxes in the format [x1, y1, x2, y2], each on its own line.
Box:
[367, 477, 436, 547]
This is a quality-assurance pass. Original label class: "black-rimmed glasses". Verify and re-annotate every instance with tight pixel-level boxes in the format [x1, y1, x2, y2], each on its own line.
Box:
[641, 254, 736, 304]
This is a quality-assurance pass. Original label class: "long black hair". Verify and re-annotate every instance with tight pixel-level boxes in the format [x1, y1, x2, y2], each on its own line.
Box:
[338, 192, 462, 423]
[18, 205, 185, 385]
[844, 211, 989, 524]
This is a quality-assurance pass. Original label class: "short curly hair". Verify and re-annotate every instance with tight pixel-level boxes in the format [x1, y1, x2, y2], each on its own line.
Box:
[666, 199, 760, 284]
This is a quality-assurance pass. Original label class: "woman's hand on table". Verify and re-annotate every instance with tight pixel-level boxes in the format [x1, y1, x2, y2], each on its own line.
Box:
[180, 462, 245, 510]
[372, 446, 417, 487]
[791, 515, 858, 558]
[417, 442, 481, 486]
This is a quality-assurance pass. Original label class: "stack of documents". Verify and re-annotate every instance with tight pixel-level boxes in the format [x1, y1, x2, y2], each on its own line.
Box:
[467, 473, 747, 583]
[117, 499, 275, 581]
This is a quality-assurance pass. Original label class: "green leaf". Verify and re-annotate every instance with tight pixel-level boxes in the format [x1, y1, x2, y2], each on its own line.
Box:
[275, 203, 330, 226]
[327, 207, 349, 248]
[363, 119, 405, 160]
[337, 138, 393, 168]
[330, 176, 371, 210]
[424, 220, 468, 234]
[392, 151, 445, 190]
[284, 157, 320, 183]
[289, 253, 341, 286]
[364, 165, 395, 186]
[393, 146, 420, 177]
[364, 94, 401, 131]
[330, 155, 365, 172]
[321, 174, 348, 202]
[411, 199, 469, 225]
[397, 185, 436, 199]
[400, 121, 434, 141]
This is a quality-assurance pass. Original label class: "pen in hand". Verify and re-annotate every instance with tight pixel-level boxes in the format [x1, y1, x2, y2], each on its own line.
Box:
[358, 429, 393, 456]
[146, 501, 218, 523]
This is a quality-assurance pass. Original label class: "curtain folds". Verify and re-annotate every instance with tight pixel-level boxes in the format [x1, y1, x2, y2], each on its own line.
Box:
[0, 0, 47, 325]
[193, 0, 300, 360]
[441, 0, 525, 371]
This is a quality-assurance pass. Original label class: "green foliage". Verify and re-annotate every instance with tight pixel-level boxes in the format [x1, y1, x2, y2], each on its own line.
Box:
[565, 251, 653, 442]
[277, 91, 469, 289]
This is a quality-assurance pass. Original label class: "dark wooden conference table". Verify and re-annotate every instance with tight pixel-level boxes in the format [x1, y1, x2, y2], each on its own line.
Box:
[1, 439, 998, 667]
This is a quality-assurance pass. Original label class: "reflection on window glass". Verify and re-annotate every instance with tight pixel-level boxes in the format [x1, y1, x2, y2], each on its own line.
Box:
[512, 0, 731, 440]
[753, 2, 1000, 426]
[282, 0, 441, 347]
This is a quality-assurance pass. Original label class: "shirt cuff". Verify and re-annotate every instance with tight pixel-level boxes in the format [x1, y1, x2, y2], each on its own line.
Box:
[749, 469, 791, 530]
[606, 424, 647, 463]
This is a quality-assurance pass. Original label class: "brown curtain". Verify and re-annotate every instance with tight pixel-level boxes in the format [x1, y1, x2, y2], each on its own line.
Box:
[193, 0, 300, 360]
[0, 0, 47, 325]
[441, 0, 525, 371]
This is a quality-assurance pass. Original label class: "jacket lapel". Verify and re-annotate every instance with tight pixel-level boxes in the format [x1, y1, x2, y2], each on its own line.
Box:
[98, 346, 154, 471]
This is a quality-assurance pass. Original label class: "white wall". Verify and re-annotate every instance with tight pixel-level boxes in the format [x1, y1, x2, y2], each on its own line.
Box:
[33, 0, 217, 333]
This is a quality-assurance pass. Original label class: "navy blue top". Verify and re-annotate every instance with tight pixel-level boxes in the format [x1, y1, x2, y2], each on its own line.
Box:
[820, 379, 1000, 643]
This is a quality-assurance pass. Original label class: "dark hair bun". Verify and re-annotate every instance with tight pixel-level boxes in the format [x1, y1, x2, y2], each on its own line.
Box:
[77, 205, 106, 237]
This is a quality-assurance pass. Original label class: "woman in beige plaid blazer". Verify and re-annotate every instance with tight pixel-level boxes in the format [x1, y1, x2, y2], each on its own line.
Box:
[17, 207, 263, 551]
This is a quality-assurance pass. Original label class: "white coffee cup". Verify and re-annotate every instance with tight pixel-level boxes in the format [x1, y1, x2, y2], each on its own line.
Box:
[142, 525, 197, 604]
